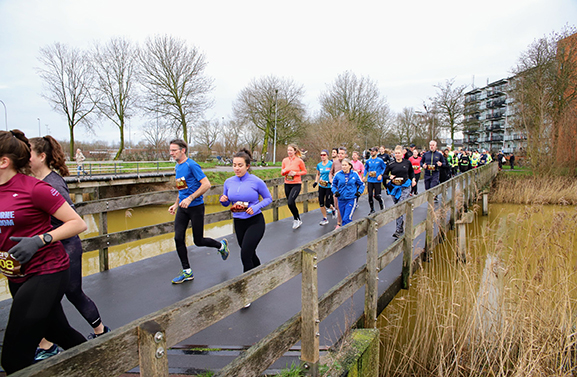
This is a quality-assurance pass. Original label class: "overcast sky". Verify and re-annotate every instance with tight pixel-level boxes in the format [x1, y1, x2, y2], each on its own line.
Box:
[1, 0, 576, 145]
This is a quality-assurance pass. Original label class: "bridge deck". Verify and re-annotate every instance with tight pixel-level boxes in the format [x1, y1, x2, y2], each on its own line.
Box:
[0, 181, 438, 375]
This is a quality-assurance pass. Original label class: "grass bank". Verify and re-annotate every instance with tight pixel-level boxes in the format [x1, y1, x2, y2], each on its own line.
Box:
[204, 168, 282, 186]
[379, 206, 577, 376]
[491, 173, 577, 205]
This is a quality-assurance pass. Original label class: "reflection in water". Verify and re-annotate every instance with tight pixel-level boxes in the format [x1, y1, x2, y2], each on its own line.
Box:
[0, 200, 319, 301]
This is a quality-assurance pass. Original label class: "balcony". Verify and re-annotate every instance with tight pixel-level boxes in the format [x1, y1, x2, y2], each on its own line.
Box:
[491, 135, 504, 142]
[486, 99, 506, 108]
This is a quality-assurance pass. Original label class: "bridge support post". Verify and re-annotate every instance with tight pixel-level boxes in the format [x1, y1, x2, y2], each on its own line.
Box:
[301, 248, 319, 376]
[99, 203, 109, 272]
[450, 179, 457, 230]
[138, 321, 168, 377]
[364, 218, 379, 328]
[402, 202, 414, 289]
[272, 184, 279, 222]
[456, 211, 474, 263]
[482, 191, 489, 216]
[302, 179, 309, 213]
[424, 191, 434, 262]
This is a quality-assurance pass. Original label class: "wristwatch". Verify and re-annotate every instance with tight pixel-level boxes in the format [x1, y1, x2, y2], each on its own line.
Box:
[41, 233, 53, 245]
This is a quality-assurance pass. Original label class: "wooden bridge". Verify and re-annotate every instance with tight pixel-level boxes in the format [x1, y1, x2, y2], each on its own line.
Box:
[0, 163, 498, 376]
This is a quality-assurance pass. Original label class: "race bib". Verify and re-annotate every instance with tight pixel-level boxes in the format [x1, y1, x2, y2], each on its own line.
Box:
[0, 251, 24, 278]
[286, 174, 295, 182]
[393, 177, 404, 185]
[231, 201, 249, 213]
[412, 165, 420, 171]
[426, 165, 436, 171]
[369, 171, 377, 177]
[175, 177, 188, 190]
[319, 179, 329, 187]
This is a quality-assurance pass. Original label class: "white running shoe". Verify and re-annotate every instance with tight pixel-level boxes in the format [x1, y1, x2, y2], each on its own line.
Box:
[326, 208, 333, 215]
[292, 219, 302, 229]
[319, 218, 329, 226]
[332, 210, 338, 219]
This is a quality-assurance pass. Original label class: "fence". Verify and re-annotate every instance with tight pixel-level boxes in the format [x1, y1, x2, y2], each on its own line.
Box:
[13, 163, 498, 377]
[67, 160, 176, 176]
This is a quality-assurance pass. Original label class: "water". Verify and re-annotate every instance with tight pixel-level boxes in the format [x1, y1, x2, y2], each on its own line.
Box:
[0, 199, 319, 301]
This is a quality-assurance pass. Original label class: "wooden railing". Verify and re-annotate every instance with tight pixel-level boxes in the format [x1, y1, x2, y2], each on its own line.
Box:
[13, 163, 498, 377]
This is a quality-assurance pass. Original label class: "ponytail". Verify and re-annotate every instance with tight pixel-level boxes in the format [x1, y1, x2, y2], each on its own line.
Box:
[0, 129, 31, 174]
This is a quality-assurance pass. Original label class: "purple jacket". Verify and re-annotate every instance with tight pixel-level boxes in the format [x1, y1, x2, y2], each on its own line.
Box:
[221, 173, 273, 219]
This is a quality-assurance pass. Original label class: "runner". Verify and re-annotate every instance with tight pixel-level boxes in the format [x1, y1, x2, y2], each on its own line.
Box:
[29, 136, 109, 361]
[281, 144, 307, 229]
[420, 140, 446, 191]
[440, 149, 452, 183]
[351, 151, 364, 176]
[168, 139, 229, 284]
[331, 159, 365, 227]
[313, 149, 336, 226]
[220, 149, 272, 278]
[384, 145, 416, 239]
[408, 148, 422, 195]
[364, 147, 386, 214]
[0, 130, 87, 374]
[330, 147, 347, 228]
[458, 150, 472, 173]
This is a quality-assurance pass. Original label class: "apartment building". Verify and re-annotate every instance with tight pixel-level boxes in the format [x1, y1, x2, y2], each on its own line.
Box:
[463, 78, 526, 154]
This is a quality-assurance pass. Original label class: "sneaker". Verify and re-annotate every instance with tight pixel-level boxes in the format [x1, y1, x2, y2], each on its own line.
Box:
[34, 344, 60, 362]
[319, 218, 329, 226]
[172, 270, 194, 284]
[326, 208, 333, 215]
[88, 325, 111, 340]
[392, 231, 404, 239]
[369, 209, 375, 215]
[332, 210, 338, 219]
[219, 239, 229, 261]
[335, 224, 341, 230]
[292, 219, 302, 229]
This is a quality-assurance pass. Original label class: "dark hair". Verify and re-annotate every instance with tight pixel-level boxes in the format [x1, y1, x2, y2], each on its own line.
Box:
[0, 129, 31, 174]
[30, 136, 70, 176]
[169, 139, 188, 153]
[233, 148, 253, 172]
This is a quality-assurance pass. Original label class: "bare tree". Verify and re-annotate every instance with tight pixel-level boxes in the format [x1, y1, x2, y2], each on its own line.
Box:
[37, 43, 95, 158]
[194, 118, 221, 152]
[300, 115, 358, 158]
[391, 108, 417, 146]
[511, 26, 577, 173]
[431, 78, 467, 147]
[319, 71, 390, 141]
[220, 118, 244, 157]
[92, 37, 137, 160]
[241, 123, 263, 158]
[138, 35, 214, 143]
[141, 118, 172, 160]
[233, 75, 306, 162]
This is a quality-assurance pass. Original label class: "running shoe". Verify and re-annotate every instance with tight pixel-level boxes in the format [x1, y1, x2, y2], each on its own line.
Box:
[292, 219, 302, 229]
[335, 224, 341, 230]
[326, 208, 333, 215]
[332, 210, 338, 219]
[219, 239, 229, 260]
[369, 209, 375, 215]
[319, 218, 329, 226]
[172, 270, 194, 284]
[392, 231, 404, 239]
[88, 326, 111, 340]
[34, 344, 60, 362]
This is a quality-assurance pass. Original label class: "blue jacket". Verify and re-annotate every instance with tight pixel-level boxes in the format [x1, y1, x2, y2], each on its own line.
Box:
[420, 150, 446, 176]
[364, 157, 386, 183]
[332, 171, 365, 200]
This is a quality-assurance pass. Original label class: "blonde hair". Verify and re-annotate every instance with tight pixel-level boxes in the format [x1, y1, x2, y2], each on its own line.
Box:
[288, 143, 302, 158]
[394, 145, 404, 153]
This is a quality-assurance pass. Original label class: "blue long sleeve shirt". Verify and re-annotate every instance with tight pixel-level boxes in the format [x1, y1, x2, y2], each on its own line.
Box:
[221, 173, 273, 219]
[331, 171, 365, 200]
[364, 157, 386, 183]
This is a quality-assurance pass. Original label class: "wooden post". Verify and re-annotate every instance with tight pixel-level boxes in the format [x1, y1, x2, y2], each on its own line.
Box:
[456, 211, 474, 263]
[424, 191, 434, 261]
[364, 218, 378, 328]
[450, 179, 457, 230]
[273, 184, 279, 222]
[482, 191, 489, 216]
[138, 321, 168, 377]
[402, 201, 414, 289]
[302, 179, 309, 213]
[99, 203, 109, 272]
[301, 248, 319, 376]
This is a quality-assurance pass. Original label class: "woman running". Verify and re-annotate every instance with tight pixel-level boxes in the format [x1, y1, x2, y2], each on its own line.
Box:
[351, 151, 365, 176]
[384, 145, 416, 239]
[0, 130, 86, 374]
[281, 144, 307, 229]
[314, 149, 335, 226]
[29, 136, 110, 361]
[364, 147, 386, 214]
[331, 159, 365, 227]
[220, 150, 272, 273]
[408, 148, 422, 195]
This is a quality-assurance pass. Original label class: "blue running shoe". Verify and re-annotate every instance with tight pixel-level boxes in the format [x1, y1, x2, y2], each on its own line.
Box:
[219, 239, 229, 261]
[88, 325, 111, 340]
[34, 344, 60, 362]
[172, 270, 194, 284]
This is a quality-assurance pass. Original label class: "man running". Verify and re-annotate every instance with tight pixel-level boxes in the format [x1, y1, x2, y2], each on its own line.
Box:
[364, 147, 386, 214]
[168, 139, 229, 284]
[420, 140, 446, 191]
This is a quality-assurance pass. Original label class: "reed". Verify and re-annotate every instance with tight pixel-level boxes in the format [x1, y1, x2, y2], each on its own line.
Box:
[378, 206, 577, 376]
[490, 175, 577, 205]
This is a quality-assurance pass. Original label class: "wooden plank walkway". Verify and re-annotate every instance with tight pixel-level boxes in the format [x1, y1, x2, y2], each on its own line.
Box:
[0, 181, 436, 375]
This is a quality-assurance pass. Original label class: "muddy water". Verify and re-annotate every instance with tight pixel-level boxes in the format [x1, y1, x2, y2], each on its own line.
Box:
[0, 199, 320, 301]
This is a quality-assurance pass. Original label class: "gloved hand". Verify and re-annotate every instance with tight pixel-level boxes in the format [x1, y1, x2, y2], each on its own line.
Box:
[312, 182, 318, 189]
[334, 192, 340, 198]
[8, 236, 45, 264]
[355, 191, 361, 198]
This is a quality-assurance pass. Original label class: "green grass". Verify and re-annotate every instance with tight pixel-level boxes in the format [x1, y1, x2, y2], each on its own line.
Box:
[204, 168, 282, 185]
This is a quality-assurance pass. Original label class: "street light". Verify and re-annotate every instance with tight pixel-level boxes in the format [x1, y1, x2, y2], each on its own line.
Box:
[0, 100, 7, 130]
[273, 89, 278, 165]
[37, 118, 41, 137]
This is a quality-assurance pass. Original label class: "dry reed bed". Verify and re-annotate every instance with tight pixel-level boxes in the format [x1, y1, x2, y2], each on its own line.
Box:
[378, 206, 577, 376]
[490, 175, 577, 205]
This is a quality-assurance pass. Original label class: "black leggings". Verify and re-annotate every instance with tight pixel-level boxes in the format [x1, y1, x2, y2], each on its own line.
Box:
[2, 270, 86, 374]
[234, 213, 266, 272]
[284, 184, 301, 220]
[62, 236, 102, 329]
[318, 186, 333, 208]
[411, 173, 420, 195]
[175, 203, 221, 270]
[367, 182, 383, 210]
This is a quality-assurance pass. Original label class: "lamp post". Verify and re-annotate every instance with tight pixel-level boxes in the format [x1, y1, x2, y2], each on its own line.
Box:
[37, 118, 41, 136]
[273, 89, 278, 165]
[0, 100, 7, 130]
